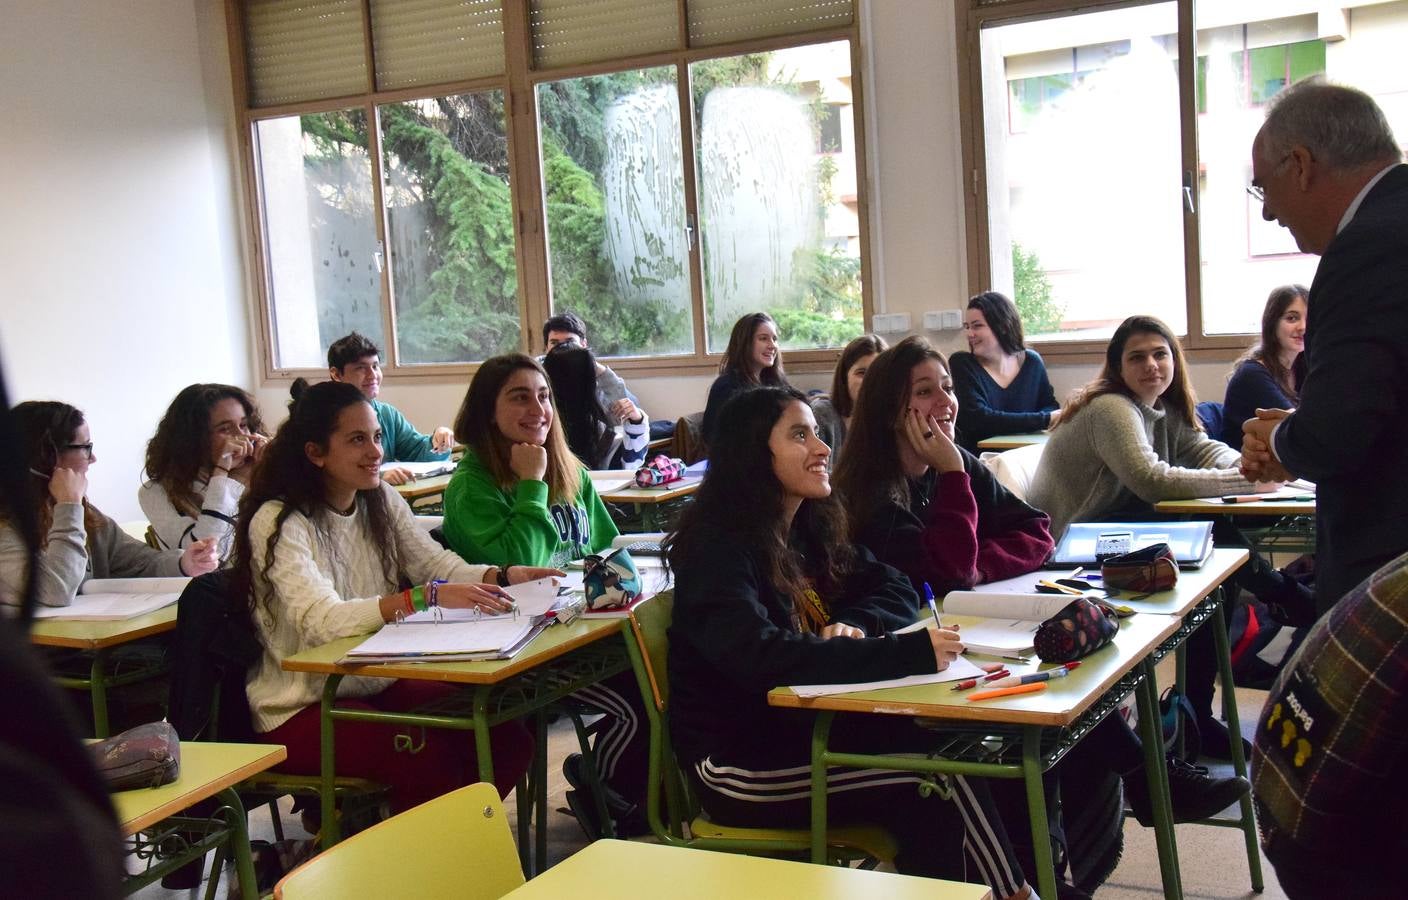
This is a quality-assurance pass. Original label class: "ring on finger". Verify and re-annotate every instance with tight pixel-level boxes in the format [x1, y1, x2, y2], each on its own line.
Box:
[922, 430, 934, 440]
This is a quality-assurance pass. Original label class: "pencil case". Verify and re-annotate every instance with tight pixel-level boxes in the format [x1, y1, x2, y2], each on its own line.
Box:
[88, 721, 181, 792]
[1033, 597, 1118, 663]
[1101, 543, 1178, 593]
[634, 454, 685, 488]
[583, 548, 643, 610]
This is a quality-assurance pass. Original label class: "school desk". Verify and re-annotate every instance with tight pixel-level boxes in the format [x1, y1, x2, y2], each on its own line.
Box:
[590, 469, 702, 530]
[505, 839, 993, 900]
[768, 548, 1254, 900]
[113, 741, 286, 899]
[392, 473, 453, 513]
[281, 615, 633, 872]
[1154, 495, 1317, 556]
[30, 605, 178, 737]
[976, 432, 1049, 450]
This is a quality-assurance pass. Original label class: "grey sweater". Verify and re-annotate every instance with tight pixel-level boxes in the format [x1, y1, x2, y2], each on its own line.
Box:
[0, 502, 184, 609]
[1028, 393, 1255, 534]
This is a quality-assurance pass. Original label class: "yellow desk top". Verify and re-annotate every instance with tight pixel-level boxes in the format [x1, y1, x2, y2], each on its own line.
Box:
[976, 547, 1249, 618]
[393, 473, 453, 502]
[282, 616, 625, 684]
[1154, 496, 1316, 516]
[29, 604, 178, 650]
[590, 469, 702, 505]
[768, 548, 1245, 726]
[112, 742, 285, 836]
[507, 840, 992, 900]
[976, 433, 1049, 450]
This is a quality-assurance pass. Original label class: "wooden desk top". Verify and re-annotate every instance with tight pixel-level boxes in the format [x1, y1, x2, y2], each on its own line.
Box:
[507, 840, 992, 899]
[768, 549, 1247, 725]
[393, 473, 453, 502]
[1154, 496, 1315, 516]
[29, 604, 178, 650]
[976, 547, 1249, 618]
[769, 612, 1178, 727]
[976, 433, 1048, 450]
[282, 616, 625, 684]
[590, 470, 701, 505]
[113, 742, 286, 836]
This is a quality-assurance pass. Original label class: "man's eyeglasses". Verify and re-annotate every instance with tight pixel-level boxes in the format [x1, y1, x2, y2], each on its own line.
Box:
[64, 442, 95, 460]
[1246, 153, 1294, 202]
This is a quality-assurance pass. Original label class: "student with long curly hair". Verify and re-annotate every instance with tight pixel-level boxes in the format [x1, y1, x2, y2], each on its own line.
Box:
[139, 383, 267, 561]
[233, 380, 555, 811]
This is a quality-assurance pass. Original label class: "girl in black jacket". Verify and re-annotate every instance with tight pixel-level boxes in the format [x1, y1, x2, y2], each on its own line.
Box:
[666, 386, 1035, 899]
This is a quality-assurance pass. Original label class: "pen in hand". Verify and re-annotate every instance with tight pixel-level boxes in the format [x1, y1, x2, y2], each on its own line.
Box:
[923, 582, 942, 628]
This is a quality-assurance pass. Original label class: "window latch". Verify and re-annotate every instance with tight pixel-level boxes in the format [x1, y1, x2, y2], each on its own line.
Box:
[1182, 172, 1195, 215]
[685, 214, 696, 252]
[373, 240, 385, 274]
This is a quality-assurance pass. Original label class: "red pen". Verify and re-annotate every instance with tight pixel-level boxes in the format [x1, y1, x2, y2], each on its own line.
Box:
[950, 669, 1010, 691]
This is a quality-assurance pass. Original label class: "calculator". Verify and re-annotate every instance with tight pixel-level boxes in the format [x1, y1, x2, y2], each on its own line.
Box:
[1094, 531, 1133, 561]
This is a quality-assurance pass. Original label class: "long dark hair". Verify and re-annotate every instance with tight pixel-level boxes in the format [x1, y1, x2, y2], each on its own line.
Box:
[967, 291, 1027, 355]
[1061, 315, 1201, 429]
[452, 354, 580, 503]
[542, 343, 610, 467]
[232, 381, 399, 618]
[1232, 284, 1308, 402]
[144, 384, 265, 519]
[8, 401, 102, 546]
[828, 333, 888, 419]
[834, 336, 948, 538]
[719, 312, 788, 387]
[666, 387, 854, 599]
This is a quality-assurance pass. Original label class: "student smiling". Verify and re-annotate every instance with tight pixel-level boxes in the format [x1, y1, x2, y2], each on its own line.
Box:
[701, 312, 790, 448]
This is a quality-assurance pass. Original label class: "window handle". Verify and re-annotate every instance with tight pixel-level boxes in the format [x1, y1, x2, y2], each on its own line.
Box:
[373, 240, 385, 274]
[1182, 172, 1195, 215]
[686, 214, 696, 252]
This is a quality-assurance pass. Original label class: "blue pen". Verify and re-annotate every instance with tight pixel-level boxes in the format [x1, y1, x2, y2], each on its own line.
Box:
[923, 582, 942, 627]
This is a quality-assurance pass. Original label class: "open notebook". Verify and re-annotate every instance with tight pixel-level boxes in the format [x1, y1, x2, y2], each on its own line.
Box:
[939, 592, 1094, 658]
[31, 577, 191, 621]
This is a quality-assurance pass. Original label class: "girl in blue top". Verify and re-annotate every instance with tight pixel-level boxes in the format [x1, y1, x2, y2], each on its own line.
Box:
[1221, 285, 1307, 450]
[950, 292, 1060, 453]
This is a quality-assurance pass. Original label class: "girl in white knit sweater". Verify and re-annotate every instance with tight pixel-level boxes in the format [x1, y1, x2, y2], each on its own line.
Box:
[233, 380, 559, 810]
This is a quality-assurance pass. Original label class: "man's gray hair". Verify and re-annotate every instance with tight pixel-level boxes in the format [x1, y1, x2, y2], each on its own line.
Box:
[1263, 77, 1402, 171]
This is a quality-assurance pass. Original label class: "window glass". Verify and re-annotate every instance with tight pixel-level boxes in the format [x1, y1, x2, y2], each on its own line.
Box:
[379, 92, 519, 363]
[536, 67, 694, 357]
[982, 5, 1185, 341]
[692, 41, 863, 352]
[255, 109, 385, 369]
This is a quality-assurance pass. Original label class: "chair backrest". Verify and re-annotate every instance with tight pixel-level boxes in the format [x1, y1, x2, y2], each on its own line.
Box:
[980, 441, 1045, 502]
[628, 591, 674, 711]
[167, 570, 262, 743]
[626, 593, 696, 840]
[672, 412, 706, 465]
[1196, 400, 1225, 438]
[274, 782, 523, 900]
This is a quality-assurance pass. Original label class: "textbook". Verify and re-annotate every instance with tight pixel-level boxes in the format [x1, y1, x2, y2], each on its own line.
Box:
[30, 577, 191, 621]
[940, 592, 1088, 658]
[1048, 521, 1214, 569]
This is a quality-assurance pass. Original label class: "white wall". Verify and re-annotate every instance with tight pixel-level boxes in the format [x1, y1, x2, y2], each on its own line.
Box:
[0, 0, 252, 521]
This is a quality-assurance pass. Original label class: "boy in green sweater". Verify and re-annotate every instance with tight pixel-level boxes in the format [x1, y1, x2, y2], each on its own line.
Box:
[327, 332, 452, 486]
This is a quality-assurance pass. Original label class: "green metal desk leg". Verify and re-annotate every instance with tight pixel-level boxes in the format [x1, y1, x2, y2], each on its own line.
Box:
[320, 674, 343, 846]
[534, 707, 549, 875]
[216, 786, 259, 900]
[809, 710, 836, 864]
[1209, 598, 1265, 892]
[1136, 657, 1184, 899]
[90, 648, 111, 738]
[1021, 726, 1058, 900]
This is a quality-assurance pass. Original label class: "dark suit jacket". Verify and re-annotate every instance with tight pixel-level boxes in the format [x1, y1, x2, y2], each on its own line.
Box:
[1276, 163, 1408, 612]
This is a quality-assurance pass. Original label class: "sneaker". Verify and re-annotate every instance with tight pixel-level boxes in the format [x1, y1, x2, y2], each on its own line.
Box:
[561, 753, 649, 838]
[1124, 757, 1249, 826]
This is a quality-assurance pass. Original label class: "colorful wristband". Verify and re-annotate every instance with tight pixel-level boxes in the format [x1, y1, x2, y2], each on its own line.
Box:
[409, 584, 428, 613]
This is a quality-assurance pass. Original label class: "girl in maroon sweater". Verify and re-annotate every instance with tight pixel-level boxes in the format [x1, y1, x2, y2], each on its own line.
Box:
[835, 336, 1052, 595]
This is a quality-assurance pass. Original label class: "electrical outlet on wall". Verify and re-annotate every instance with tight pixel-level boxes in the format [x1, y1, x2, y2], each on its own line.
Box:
[941, 309, 962, 330]
[923, 311, 944, 331]
[872, 313, 912, 333]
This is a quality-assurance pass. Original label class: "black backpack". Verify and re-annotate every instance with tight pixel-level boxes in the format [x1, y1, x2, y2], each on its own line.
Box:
[166, 570, 263, 742]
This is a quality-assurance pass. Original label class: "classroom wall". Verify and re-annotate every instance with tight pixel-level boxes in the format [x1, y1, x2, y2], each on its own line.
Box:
[0, 0, 252, 522]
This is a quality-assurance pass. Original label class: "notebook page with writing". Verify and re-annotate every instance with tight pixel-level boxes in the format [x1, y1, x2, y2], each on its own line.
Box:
[788, 656, 985, 697]
[32, 592, 179, 621]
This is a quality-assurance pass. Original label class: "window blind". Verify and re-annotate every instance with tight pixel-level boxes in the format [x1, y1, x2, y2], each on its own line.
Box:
[370, 0, 506, 90]
[528, 0, 680, 69]
[687, 0, 853, 48]
[244, 0, 369, 107]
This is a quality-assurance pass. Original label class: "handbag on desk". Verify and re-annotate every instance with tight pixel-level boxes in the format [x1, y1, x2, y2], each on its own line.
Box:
[1101, 543, 1178, 594]
[88, 721, 181, 791]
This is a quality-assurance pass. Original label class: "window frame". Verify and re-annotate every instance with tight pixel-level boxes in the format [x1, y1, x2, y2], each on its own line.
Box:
[226, 0, 873, 382]
[955, 0, 1290, 364]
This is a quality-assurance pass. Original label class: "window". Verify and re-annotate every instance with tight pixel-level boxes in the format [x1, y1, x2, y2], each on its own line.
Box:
[960, 0, 1408, 353]
[233, 0, 870, 377]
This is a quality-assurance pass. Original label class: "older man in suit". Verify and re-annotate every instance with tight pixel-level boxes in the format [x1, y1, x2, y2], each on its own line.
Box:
[1242, 79, 1408, 615]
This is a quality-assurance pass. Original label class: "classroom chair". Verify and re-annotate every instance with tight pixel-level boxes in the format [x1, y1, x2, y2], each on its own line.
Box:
[672, 412, 707, 464]
[273, 782, 524, 900]
[624, 594, 898, 866]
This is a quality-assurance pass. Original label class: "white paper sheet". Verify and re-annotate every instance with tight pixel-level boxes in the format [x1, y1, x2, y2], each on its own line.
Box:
[80, 577, 190, 595]
[788, 656, 985, 697]
[346, 618, 535, 658]
[380, 460, 454, 478]
[400, 577, 562, 623]
[32, 592, 179, 621]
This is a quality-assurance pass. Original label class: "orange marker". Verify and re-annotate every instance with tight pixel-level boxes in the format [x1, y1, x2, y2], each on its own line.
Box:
[966, 682, 1049, 702]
